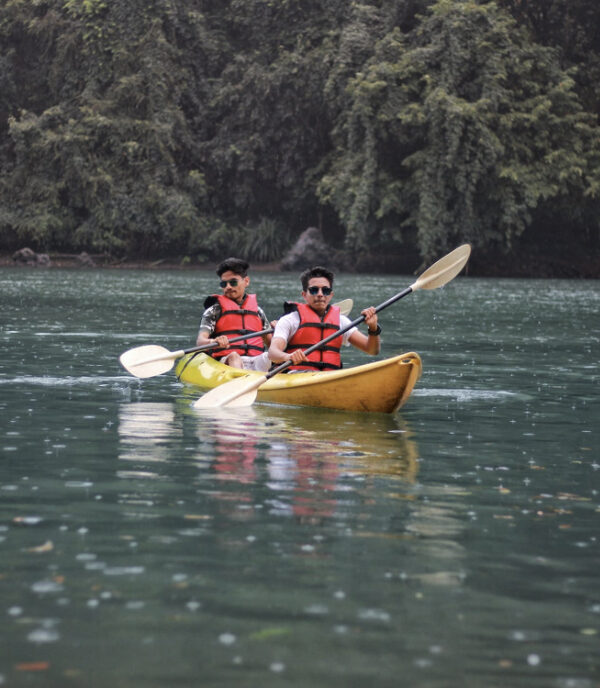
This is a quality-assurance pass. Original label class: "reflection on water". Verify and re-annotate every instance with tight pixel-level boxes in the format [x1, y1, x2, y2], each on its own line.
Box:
[117, 401, 466, 584]
[117, 401, 420, 525]
[118, 402, 179, 468]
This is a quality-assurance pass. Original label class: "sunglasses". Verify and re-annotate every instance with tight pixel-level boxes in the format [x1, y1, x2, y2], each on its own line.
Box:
[307, 285, 332, 296]
[219, 279, 239, 288]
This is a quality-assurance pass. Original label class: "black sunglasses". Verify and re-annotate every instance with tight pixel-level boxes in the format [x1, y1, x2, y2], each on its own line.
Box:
[219, 279, 239, 288]
[307, 285, 332, 296]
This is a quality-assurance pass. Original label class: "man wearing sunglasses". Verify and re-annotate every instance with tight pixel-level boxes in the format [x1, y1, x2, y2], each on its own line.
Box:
[268, 266, 380, 372]
[196, 257, 272, 371]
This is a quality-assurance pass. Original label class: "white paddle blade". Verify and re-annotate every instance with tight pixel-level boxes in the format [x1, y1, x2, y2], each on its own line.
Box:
[336, 298, 353, 316]
[411, 244, 471, 291]
[119, 344, 176, 378]
[192, 374, 266, 409]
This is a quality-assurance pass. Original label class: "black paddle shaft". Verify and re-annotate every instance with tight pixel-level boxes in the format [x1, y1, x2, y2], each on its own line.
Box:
[266, 286, 413, 380]
[182, 328, 273, 356]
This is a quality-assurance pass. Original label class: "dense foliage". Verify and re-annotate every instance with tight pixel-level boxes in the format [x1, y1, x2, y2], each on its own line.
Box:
[0, 0, 598, 268]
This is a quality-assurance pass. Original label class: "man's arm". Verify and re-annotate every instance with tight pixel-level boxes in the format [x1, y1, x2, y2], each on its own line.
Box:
[196, 328, 230, 348]
[347, 307, 380, 355]
[268, 313, 307, 365]
[196, 304, 229, 348]
[268, 337, 308, 365]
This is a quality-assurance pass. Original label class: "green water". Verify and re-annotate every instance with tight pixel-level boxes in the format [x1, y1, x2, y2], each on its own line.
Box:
[1, 267, 598, 688]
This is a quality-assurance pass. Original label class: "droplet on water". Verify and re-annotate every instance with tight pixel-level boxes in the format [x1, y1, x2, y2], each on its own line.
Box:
[27, 628, 60, 643]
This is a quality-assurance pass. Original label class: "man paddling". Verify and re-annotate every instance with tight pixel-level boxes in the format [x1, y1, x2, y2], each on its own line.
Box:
[196, 257, 272, 371]
[268, 266, 380, 371]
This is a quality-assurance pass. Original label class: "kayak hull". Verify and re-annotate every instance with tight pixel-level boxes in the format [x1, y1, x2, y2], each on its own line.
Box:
[175, 352, 422, 413]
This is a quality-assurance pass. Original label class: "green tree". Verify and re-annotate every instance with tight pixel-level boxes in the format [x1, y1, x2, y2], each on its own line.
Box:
[0, 0, 223, 255]
[319, 0, 600, 261]
[496, 0, 600, 114]
[199, 0, 350, 234]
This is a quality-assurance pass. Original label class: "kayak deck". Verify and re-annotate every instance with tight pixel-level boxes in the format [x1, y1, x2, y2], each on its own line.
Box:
[176, 352, 422, 413]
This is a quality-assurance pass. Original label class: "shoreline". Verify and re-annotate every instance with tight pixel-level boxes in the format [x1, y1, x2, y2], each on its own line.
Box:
[1, 251, 598, 278]
[0, 252, 282, 272]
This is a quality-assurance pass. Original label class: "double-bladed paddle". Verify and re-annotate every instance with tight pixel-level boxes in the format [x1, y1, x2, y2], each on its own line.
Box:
[193, 244, 471, 409]
[119, 298, 354, 378]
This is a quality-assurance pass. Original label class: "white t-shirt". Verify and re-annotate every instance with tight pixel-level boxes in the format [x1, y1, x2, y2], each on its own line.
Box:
[273, 312, 356, 346]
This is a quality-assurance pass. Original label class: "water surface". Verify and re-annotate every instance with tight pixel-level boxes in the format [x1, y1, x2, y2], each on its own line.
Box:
[1, 267, 598, 687]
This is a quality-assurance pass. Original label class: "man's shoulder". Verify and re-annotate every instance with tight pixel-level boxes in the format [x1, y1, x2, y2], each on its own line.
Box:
[273, 311, 299, 338]
[201, 302, 221, 318]
[203, 294, 221, 309]
[277, 311, 299, 323]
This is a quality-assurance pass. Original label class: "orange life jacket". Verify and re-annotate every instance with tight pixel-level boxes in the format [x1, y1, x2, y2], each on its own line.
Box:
[285, 302, 342, 371]
[206, 293, 265, 359]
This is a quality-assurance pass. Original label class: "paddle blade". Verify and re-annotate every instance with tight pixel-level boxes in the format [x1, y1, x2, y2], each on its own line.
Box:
[412, 244, 471, 291]
[192, 374, 267, 409]
[119, 344, 175, 378]
[336, 298, 353, 316]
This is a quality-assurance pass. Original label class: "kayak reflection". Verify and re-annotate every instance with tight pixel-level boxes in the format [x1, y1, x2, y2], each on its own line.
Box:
[192, 404, 420, 523]
[255, 404, 419, 481]
[117, 401, 419, 524]
[116, 402, 465, 583]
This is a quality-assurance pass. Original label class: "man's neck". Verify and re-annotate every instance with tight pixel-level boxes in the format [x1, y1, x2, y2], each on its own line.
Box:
[309, 304, 328, 318]
[224, 293, 245, 305]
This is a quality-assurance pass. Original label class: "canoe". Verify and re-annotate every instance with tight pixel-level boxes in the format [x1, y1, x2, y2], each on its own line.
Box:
[175, 352, 422, 413]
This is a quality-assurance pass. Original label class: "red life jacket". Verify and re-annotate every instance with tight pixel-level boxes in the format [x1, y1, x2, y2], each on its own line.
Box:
[207, 293, 265, 359]
[285, 302, 342, 371]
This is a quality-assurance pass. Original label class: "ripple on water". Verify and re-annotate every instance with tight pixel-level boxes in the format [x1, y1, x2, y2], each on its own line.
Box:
[31, 580, 64, 594]
[125, 601, 145, 610]
[357, 608, 391, 622]
[304, 604, 329, 615]
[0, 376, 129, 387]
[414, 388, 523, 402]
[103, 566, 145, 576]
[27, 627, 60, 644]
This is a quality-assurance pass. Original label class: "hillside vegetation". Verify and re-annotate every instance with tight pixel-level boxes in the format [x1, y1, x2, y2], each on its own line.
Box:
[1, 0, 599, 274]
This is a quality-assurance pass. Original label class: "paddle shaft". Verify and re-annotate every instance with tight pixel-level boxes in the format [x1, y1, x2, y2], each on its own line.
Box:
[265, 287, 413, 380]
[141, 328, 273, 365]
[187, 328, 273, 355]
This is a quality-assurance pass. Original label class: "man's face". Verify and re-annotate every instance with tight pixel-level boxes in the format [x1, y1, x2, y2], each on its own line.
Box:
[302, 277, 333, 316]
[219, 270, 249, 303]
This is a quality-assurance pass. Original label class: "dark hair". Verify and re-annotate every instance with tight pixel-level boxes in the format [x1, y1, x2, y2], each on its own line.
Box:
[300, 266, 334, 291]
[216, 257, 249, 277]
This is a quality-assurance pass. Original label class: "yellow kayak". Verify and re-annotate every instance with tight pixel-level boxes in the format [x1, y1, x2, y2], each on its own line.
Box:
[175, 352, 422, 413]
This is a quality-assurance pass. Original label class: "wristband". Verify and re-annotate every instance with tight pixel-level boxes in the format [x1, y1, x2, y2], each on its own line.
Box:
[367, 324, 382, 336]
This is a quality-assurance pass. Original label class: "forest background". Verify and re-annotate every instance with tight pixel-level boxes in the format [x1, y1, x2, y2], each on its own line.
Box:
[1, 0, 599, 276]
